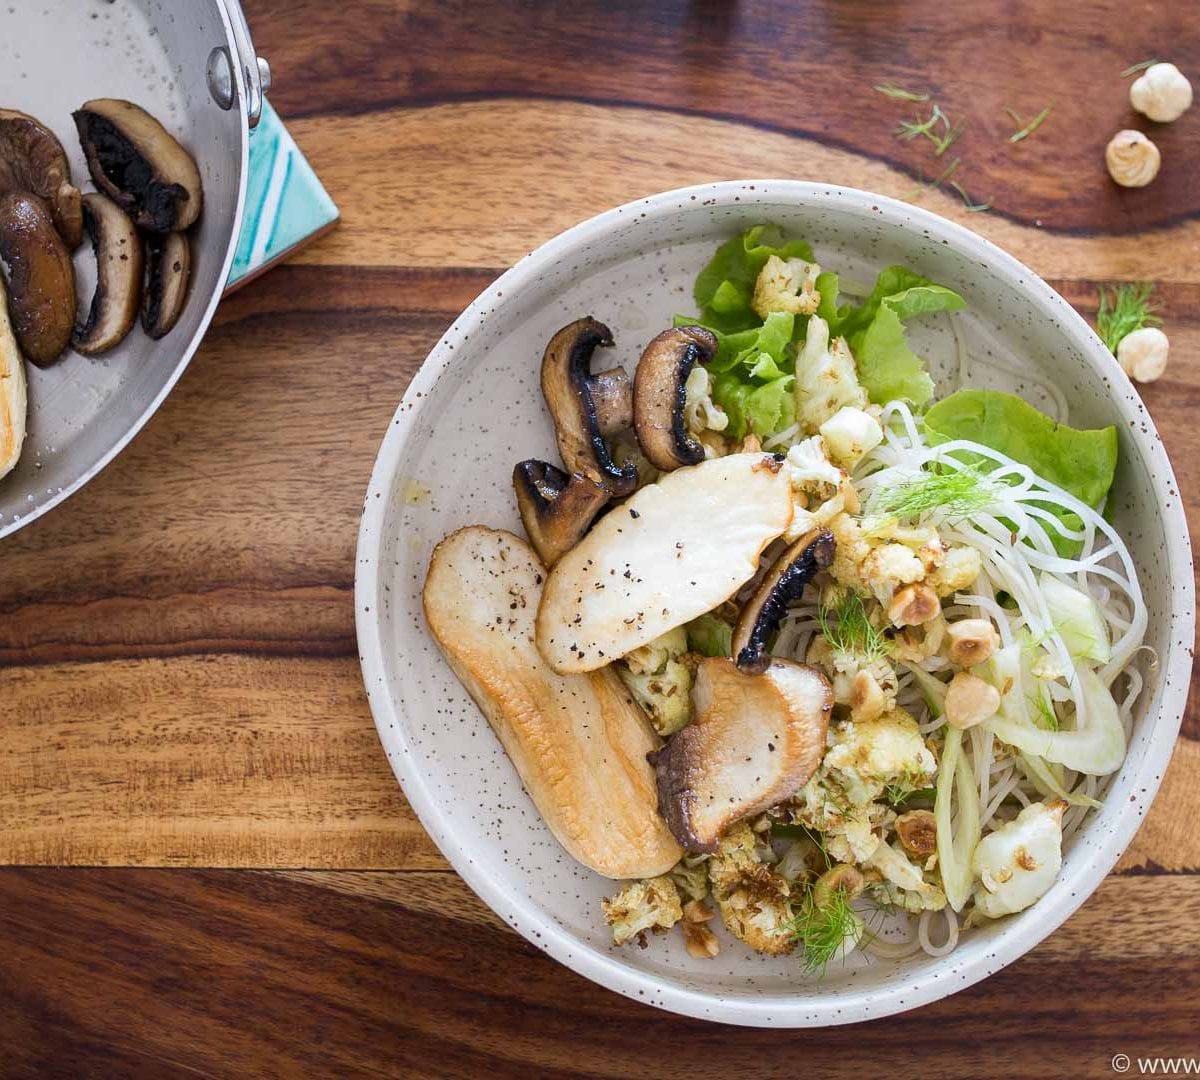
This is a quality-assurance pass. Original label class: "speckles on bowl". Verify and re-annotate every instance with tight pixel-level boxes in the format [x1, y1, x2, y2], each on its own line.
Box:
[354, 180, 1194, 1028]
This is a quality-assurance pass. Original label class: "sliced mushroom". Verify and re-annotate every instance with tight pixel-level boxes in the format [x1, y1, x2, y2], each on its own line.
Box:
[536, 452, 795, 674]
[649, 657, 832, 852]
[0, 192, 76, 366]
[0, 108, 82, 248]
[141, 229, 190, 339]
[732, 528, 836, 675]
[0, 277, 27, 480]
[540, 317, 637, 496]
[633, 325, 718, 471]
[512, 460, 609, 567]
[73, 99, 203, 232]
[72, 193, 142, 356]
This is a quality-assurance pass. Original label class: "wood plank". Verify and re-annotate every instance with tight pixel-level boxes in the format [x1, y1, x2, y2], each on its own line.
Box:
[1, 866, 1197, 1078]
[285, 100, 1200, 280]
[250, 0, 1200, 236]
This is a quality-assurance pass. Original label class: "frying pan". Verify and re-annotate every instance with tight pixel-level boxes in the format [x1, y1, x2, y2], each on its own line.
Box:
[0, 0, 268, 538]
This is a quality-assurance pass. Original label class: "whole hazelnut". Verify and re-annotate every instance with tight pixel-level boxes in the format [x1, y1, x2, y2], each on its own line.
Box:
[1105, 130, 1161, 188]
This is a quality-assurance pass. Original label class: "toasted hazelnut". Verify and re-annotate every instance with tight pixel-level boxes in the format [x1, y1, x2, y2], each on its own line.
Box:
[740, 433, 763, 453]
[895, 809, 937, 857]
[944, 671, 1001, 730]
[850, 669, 887, 723]
[887, 583, 940, 627]
[946, 618, 1000, 667]
[1105, 129, 1161, 188]
[1130, 62, 1193, 123]
[1117, 326, 1169, 383]
[682, 920, 720, 958]
[811, 863, 865, 908]
[683, 899, 715, 923]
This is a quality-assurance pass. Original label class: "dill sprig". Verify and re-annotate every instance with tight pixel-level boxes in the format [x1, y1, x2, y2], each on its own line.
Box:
[949, 180, 993, 213]
[870, 466, 999, 521]
[818, 591, 888, 660]
[901, 156, 961, 202]
[789, 889, 861, 976]
[1122, 58, 1159, 77]
[1030, 691, 1060, 731]
[1008, 103, 1054, 144]
[896, 104, 965, 157]
[1096, 283, 1162, 353]
[884, 778, 937, 807]
[875, 83, 930, 102]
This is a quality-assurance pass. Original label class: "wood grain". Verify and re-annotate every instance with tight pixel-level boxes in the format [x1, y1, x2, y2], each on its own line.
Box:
[1, 866, 1198, 1078]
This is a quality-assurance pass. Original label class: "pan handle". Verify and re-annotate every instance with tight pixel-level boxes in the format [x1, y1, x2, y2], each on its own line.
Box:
[208, 0, 272, 128]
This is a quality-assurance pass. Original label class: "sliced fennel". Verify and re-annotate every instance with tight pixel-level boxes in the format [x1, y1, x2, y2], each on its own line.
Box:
[1018, 752, 1102, 809]
[987, 667, 1125, 776]
[935, 727, 981, 913]
[1040, 575, 1111, 664]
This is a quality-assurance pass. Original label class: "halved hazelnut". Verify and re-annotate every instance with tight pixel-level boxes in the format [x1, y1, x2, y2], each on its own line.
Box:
[887, 583, 940, 627]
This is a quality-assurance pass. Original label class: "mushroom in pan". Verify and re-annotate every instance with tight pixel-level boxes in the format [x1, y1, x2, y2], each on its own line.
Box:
[632, 325, 718, 471]
[0, 277, 27, 480]
[73, 99, 203, 232]
[512, 460, 609, 567]
[649, 656, 832, 852]
[0, 108, 83, 248]
[0, 191, 76, 366]
[732, 528, 836, 675]
[141, 229, 190, 339]
[72, 193, 143, 356]
[540, 317, 637, 496]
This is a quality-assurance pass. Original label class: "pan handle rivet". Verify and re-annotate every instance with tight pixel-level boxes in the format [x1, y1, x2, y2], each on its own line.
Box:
[206, 46, 235, 111]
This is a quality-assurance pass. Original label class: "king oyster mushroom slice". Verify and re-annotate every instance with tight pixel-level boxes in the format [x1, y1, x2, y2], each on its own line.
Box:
[540, 317, 637, 496]
[0, 191, 76, 366]
[633, 325, 718, 471]
[732, 528, 836, 674]
[535, 452, 795, 674]
[512, 460, 610, 567]
[0, 277, 28, 480]
[0, 108, 83, 248]
[650, 657, 832, 852]
[141, 229, 190, 339]
[73, 99, 203, 232]
[72, 193, 143, 356]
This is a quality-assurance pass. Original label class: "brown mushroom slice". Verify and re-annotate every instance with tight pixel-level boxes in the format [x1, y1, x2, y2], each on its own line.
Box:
[512, 460, 609, 567]
[540, 317, 637, 496]
[73, 99, 203, 232]
[0, 108, 83, 248]
[650, 657, 832, 852]
[732, 528, 836, 675]
[633, 325, 718, 472]
[72, 193, 143, 356]
[141, 229, 190, 339]
[0, 277, 27, 479]
[0, 192, 76, 366]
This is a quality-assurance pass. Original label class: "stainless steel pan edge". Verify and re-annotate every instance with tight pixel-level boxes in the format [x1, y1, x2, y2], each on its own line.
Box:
[0, 0, 267, 541]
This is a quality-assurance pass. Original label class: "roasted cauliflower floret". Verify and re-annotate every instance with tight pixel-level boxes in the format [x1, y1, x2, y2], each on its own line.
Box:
[708, 822, 795, 955]
[618, 626, 693, 736]
[971, 800, 1066, 918]
[822, 709, 936, 806]
[806, 634, 898, 718]
[669, 853, 711, 903]
[860, 542, 926, 604]
[602, 875, 684, 945]
[783, 436, 858, 540]
[752, 254, 821, 319]
[927, 544, 983, 597]
[795, 315, 868, 433]
[819, 406, 883, 470]
[682, 365, 729, 452]
[863, 839, 947, 912]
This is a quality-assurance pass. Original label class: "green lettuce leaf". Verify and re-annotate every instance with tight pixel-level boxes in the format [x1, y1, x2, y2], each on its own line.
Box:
[835, 267, 964, 340]
[924, 390, 1118, 510]
[713, 371, 795, 440]
[855, 302, 936, 406]
[693, 225, 815, 333]
[686, 613, 733, 657]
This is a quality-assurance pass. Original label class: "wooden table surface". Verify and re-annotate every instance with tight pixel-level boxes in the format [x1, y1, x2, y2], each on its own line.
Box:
[3, 1, 1199, 1075]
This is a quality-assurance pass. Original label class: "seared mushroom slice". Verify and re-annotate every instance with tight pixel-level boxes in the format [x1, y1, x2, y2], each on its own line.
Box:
[0, 192, 76, 366]
[633, 325, 718, 471]
[513, 460, 609, 567]
[540, 317, 637, 496]
[141, 229, 190, 339]
[650, 657, 832, 852]
[0, 277, 27, 480]
[73, 99, 203, 232]
[732, 528, 836, 675]
[0, 108, 83, 248]
[72, 193, 143, 356]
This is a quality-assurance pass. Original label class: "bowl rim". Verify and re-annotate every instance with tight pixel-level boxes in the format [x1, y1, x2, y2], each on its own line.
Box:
[355, 179, 1194, 1026]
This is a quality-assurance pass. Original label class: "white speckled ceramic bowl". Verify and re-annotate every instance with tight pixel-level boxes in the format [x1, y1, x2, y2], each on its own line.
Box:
[355, 181, 1194, 1026]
